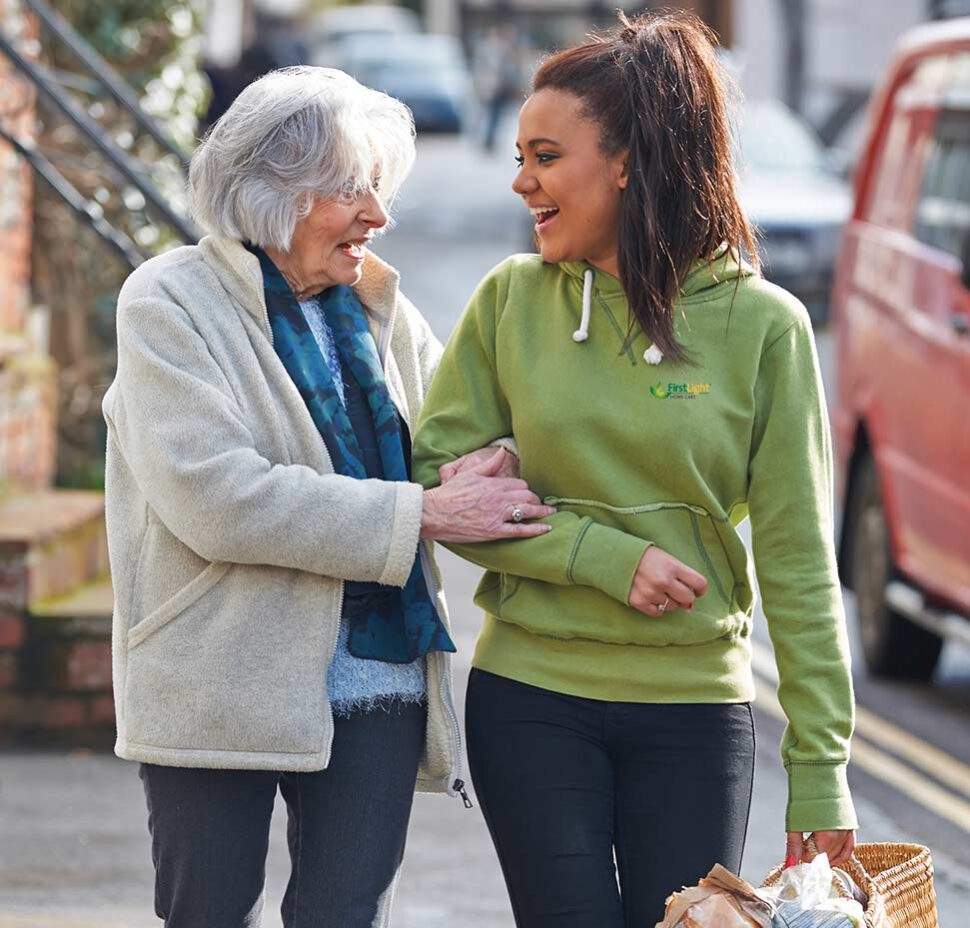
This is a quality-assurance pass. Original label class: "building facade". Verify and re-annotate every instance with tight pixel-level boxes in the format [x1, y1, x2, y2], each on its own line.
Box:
[0, 0, 56, 493]
[733, 0, 928, 146]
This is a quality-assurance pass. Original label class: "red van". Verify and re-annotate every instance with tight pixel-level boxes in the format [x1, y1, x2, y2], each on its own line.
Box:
[832, 18, 970, 681]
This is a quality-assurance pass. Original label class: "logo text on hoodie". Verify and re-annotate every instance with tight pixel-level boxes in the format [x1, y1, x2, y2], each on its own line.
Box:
[649, 382, 711, 400]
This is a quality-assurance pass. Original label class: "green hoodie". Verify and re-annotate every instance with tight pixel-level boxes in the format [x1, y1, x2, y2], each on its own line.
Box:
[411, 249, 857, 832]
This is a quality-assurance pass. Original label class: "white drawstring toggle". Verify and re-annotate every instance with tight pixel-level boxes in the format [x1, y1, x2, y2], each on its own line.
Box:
[573, 268, 593, 342]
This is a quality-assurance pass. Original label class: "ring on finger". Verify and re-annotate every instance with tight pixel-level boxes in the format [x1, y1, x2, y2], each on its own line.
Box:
[510, 505, 525, 523]
[656, 597, 670, 614]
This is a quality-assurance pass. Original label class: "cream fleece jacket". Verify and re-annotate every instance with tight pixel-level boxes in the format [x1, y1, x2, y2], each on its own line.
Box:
[102, 235, 462, 791]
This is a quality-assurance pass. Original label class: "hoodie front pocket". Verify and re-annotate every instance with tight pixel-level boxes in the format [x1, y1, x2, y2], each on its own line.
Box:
[495, 498, 750, 648]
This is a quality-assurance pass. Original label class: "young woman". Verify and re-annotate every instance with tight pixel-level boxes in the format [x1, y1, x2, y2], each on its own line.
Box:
[412, 12, 857, 927]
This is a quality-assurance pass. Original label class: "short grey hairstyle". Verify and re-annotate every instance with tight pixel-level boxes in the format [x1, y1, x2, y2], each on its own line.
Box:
[189, 66, 415, 251]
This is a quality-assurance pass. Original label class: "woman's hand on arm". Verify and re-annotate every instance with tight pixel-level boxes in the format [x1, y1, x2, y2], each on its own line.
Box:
[411, 264, 649, 599]
[785, 830, 857, 869]
[438, 445, 520, 483]
[628, 546, 708, 616]
[421, 448, 555, 542]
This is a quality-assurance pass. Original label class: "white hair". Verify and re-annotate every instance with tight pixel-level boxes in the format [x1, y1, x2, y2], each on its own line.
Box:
[188, 66, 415, 251]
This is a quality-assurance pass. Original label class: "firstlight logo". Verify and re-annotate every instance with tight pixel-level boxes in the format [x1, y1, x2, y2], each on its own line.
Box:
[650, 382, 711, 399]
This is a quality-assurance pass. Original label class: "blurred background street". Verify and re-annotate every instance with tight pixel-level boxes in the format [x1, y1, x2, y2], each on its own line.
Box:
[2, 129, 970, 927]
[2, 0, 970, 925]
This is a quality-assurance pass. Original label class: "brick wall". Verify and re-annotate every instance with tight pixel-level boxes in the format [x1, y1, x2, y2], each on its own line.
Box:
[0, 1, 57, 492]
[0, 4, 110, 745]
[0, 495, 115, 748]
[0, 357, 58, 491]
[0, 1, 34, 336]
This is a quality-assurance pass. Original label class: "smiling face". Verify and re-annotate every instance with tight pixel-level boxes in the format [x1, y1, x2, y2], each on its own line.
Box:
[267, 187, 388, 299]
[513, 88, 628, 276]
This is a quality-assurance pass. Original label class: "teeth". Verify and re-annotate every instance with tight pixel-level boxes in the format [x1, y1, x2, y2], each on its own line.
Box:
[529, 207, 558, 218]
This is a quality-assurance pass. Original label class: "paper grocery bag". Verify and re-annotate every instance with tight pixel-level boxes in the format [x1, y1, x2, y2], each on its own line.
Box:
[656, 864, 775, 928]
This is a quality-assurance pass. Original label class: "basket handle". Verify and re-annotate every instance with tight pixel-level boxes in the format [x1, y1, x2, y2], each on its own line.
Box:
[801, 835, 869, 903]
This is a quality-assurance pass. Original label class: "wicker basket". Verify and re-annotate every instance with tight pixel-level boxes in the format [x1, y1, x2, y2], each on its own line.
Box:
[761, 843, 938, 928]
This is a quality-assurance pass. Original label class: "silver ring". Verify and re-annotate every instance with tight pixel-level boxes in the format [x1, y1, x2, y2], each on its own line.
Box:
[510, 505, 525, 523]
[657, 597, 669, 614]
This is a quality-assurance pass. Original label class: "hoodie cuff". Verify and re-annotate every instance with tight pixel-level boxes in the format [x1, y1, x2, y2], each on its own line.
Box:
[785, 762, 858, 832]
[568, 519, 651, 604]
[379, 482, 425, 587]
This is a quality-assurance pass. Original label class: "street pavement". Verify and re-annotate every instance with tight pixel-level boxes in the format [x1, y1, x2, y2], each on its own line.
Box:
[2, 127, 970, 927]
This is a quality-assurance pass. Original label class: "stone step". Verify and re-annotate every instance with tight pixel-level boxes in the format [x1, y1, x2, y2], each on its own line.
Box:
[0, 489, 108, 610]
[30, 574, 114, 630]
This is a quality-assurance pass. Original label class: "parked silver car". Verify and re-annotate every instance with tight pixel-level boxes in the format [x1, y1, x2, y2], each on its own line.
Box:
[737, 99, 853, 325]
[309, 3, 421, 66]
[337, 34, 475, 135]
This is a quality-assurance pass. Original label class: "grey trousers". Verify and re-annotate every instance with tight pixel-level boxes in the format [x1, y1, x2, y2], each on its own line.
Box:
[139, 702, 427, 928]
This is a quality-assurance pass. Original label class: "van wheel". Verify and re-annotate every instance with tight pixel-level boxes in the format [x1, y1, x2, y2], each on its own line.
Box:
[849, 456, 943, 680]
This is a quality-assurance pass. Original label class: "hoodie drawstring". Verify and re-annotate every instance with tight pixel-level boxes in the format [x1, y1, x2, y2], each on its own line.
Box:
[573, 268, 593, 342]
[571, 266, 663, 365]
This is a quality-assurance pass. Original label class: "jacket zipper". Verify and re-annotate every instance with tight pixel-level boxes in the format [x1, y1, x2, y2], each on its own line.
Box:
[453, 778, 473, 808]
[419, 543, 471, 809]
[378, 309, 468, 808]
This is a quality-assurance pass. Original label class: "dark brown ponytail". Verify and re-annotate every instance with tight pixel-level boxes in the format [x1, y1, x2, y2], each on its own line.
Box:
[533, 11, 758, 363]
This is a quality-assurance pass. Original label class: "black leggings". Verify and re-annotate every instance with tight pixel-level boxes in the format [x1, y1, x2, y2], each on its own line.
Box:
[465, 669, 756, 928]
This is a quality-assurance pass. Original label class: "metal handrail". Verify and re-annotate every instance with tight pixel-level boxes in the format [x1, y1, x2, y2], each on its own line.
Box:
[21, 0, 189, 168]
[0, 123, 145, 269]
[0, 28, 200, 244]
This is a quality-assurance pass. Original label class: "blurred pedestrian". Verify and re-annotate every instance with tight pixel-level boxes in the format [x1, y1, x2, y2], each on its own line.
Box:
[102, 66, 550, 928]
[475, 23, 527, 152]
[201, 7, 308, 129]
[413, 11, 857, 927]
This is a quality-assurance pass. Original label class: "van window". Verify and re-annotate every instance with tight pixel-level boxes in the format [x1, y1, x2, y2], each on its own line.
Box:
[914, 111, 970, 258]
[868, 113, 919, 229]
[865, 54, 950, 231]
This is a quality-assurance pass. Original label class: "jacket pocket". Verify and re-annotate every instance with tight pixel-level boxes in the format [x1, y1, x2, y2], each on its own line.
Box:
[496, 497, 751, 648]
[122, 561, 335, 757]
[127, 561, 230, 649]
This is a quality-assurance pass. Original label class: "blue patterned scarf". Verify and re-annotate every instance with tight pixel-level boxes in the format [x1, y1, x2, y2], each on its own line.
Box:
[253, 247, 455, 663]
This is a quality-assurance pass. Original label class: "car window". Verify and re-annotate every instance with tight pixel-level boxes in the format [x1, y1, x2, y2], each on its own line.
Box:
[737, 100, 827, 174]
[914, 111, 970, 258]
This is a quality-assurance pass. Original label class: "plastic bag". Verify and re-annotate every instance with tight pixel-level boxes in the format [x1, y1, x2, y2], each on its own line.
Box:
[759, 853, 835, 908]
[756, 853, 866, 928]
[656, 856, 868, 928]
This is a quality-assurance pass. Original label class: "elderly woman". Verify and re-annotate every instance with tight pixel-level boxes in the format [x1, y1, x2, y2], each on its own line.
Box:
[101, 66, 551, 928]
